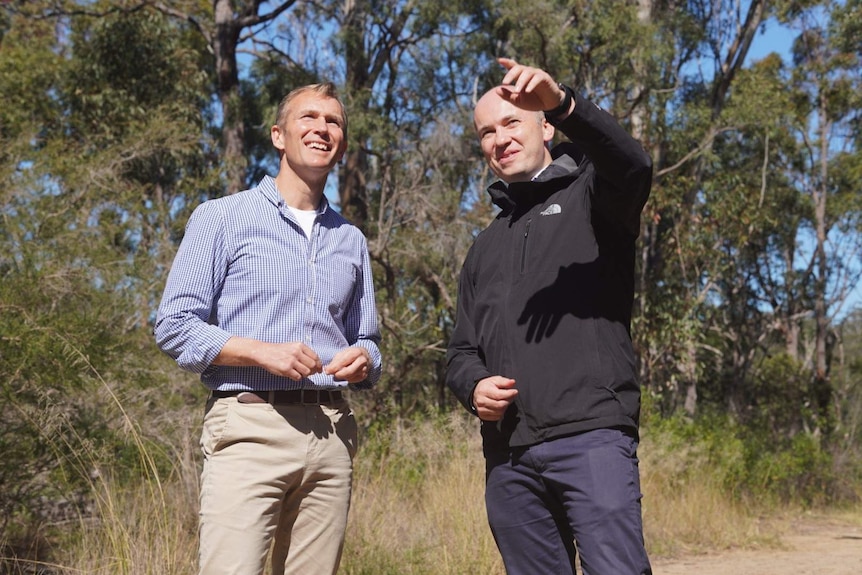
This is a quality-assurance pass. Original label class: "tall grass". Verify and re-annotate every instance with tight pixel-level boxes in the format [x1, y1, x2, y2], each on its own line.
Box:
[11, 406, 841, 573]
[341, 412, 779, 573]
[53, 434, 200, 575]
[639, 422, 779, 558]
[341, 413, 503, 575]
[38, 398, 202, 575]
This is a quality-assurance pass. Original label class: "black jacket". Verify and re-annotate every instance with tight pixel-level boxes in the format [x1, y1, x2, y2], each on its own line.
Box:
[446, 90, 652, 451]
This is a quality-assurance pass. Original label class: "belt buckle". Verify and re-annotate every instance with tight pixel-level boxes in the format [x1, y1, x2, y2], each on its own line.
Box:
[300, 389, 320, 404]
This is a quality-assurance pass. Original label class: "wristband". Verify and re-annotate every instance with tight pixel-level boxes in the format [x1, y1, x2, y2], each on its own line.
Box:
[544, 83, 573, 122]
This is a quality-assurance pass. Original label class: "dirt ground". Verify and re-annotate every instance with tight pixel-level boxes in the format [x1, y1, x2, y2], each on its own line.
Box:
[652, 514, 862, 575]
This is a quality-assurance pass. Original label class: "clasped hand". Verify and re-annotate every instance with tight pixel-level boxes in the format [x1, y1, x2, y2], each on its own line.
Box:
[257, 342, 371, 384]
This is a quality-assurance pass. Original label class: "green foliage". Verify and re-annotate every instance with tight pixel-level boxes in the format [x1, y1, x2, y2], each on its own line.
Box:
[743, 353, 817, 437]
[356, 409, 476, 491]
[492, 0, 658, 102]
[0, 17, 62, 142]
[2, 0, 862, 568]
[0, 261, 131, 533]
[647, 410, 850, 507]
[0, 3, 218, 562]
[742, 431, 836, 506]
[647, 413, 748, 496]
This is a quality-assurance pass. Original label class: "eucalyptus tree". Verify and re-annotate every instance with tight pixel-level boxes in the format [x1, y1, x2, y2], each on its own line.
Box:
[0, 2, 216, 546]
[637, 0, 775, 417]
[697, 0, 862, 438]
[147, 0, 302, 195]
[758, 0, 862, 437]
[691, 53, 804, 424]
[646, 0, 862, 437]
[289, 0, 499, 412]
[13, 0, 310, 196]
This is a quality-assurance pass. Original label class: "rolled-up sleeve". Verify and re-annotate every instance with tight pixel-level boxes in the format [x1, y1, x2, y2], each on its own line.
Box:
[346, 236, 382, 390]
[154, 202, 233, 374]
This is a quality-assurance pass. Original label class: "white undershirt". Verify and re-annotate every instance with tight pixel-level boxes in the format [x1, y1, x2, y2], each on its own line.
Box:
[288, 206, 317, 237]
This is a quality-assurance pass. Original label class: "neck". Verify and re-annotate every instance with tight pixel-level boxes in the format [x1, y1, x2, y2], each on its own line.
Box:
[274, 170, 326, 210]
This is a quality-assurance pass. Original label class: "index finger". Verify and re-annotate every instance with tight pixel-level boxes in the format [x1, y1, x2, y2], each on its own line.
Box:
[297, 344, 323, 369]
[327, 347, 366, 371]
[497, 57, 517, 70]
[499, 62, 527, 90]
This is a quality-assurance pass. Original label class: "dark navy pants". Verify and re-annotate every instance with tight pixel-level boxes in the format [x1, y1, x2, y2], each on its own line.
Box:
[484, 428, 652, 575]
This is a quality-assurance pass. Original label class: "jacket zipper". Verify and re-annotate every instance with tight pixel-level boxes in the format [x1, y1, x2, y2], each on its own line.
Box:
[520, 218, 531, 274]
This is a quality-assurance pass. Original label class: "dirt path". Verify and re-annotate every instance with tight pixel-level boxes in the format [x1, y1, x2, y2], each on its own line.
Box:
[652, 515, 862, 574]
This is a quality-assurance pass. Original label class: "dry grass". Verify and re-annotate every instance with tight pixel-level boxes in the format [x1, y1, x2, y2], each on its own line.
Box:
[639, 425, 781, 558]
[342, 412, 784, 573]
[341, 414, 503, 574]
[31, 410, 793, 574]
[51, 441, 200, 575]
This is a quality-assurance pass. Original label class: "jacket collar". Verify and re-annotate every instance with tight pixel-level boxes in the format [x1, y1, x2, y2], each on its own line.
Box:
[487, 143, 583, 213]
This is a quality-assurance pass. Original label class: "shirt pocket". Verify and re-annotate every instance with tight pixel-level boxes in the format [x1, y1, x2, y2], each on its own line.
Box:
[319, 257, 359, 319]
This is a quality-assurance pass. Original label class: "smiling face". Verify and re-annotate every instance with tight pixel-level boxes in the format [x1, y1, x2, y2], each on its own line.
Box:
[271, 86, 347, 180]
[474, 89, 555, 184]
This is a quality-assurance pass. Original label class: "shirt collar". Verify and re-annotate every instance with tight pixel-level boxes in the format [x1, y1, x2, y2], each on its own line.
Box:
[258, 175, 330, 215]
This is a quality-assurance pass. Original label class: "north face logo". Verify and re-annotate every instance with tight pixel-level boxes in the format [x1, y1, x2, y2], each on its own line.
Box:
[540, 204, 562, 216]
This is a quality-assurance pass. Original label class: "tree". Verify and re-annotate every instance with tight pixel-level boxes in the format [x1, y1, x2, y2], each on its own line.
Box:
[150, 0, 301, 194]
[639, 0, 772, 416]
[771, 0, 862, 436]
[0, 3, 215, 551]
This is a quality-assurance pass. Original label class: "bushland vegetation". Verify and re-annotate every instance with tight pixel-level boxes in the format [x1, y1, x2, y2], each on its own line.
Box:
[2, 0, 862, 572]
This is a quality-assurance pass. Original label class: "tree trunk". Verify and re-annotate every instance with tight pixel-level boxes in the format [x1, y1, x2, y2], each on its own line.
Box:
[338, 0, 372, 229]
[812, 95, 833, 437]
[213, 0, 246, 195]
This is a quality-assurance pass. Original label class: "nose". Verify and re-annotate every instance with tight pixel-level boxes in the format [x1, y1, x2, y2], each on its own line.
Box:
[308, 115, 329, 134]
[494, 127, 511, 146]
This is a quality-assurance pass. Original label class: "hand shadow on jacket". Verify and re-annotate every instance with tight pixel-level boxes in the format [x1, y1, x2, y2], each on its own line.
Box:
[516, 261, 603, 343]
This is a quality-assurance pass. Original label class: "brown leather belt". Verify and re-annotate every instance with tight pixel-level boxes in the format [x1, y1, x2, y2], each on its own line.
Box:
[211, 389, 344, 405]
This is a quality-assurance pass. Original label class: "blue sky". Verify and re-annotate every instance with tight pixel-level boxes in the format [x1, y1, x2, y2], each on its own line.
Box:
[745, 18, 796, 65]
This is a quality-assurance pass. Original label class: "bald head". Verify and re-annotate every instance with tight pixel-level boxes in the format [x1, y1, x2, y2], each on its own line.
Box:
[473, 88, 555, 184]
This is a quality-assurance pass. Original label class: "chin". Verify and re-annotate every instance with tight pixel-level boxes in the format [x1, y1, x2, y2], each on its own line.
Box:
[493, 166, 518, 181]
[502, 172, 530, 184]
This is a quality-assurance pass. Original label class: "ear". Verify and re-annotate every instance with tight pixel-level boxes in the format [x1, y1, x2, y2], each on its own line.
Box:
[335, 140, 348, 163]
[542, 119, 555, 145]
[271, 124, 285, 151]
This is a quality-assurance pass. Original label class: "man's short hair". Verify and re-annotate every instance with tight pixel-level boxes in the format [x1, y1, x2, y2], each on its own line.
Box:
[275, 82, 348, 138]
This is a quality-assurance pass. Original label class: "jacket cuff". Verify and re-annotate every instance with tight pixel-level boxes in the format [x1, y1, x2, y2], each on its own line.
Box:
[544, 83, 575, 125]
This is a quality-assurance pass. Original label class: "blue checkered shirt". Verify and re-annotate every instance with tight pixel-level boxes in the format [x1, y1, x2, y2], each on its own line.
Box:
[154, 176, 382, 391]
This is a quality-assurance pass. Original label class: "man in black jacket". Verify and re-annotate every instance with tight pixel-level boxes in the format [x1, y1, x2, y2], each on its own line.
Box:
[446, 58, 653, 575]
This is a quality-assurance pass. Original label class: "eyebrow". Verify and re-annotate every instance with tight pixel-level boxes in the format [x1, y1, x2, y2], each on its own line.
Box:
[476, 113, 519, 134]
[295, 106, 343, 125]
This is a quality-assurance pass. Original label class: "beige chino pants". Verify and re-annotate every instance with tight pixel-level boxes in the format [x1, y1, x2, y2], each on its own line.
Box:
[198, 395, 357, 575]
